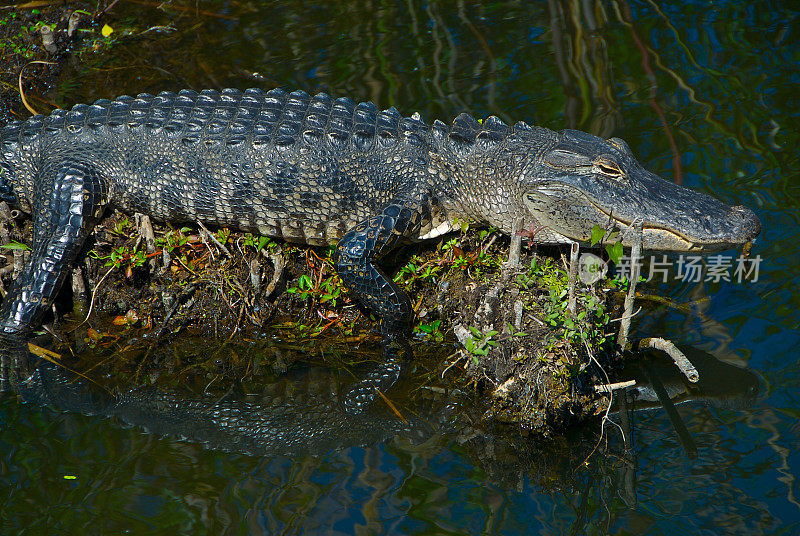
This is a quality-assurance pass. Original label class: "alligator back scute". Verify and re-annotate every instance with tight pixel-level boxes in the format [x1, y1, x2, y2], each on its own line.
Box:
[145, 93, 174, 130]
[479, 116, 510, 140]
[352, 102, 378, 151]
[448, 112, 482, 156]
[327, 97, 356, 146]
[106, 97, 131, 131]
[86, 103, 110, 131]
[376, 107, 401, 145]
[430, 119, 449, 147]
[303, 92, 334, 141]
[19, 114, 45, 140]
[127, 94, 154, 129]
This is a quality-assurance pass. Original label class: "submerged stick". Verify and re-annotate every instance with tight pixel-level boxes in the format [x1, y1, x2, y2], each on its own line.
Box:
[643, 363, 698, 459]
[640, 337, 699, 383]
[617, 220, 644, 351]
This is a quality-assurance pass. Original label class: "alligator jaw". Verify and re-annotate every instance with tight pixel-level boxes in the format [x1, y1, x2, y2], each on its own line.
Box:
[522, 184, 760, 253]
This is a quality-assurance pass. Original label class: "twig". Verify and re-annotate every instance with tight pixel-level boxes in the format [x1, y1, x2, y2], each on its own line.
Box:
[156, 284, 197, 338]
[262, 250, 284, 299]
[595, 380, 636, 393]
[197, 221, 232, 257]
[617, 220, 643, 351]
[441, 352, 466, 378]
[70, 265, 115, 331]
[567, 241, 579, 314]
[639, 337, 699, 383]
[135, 213, 157, 272]
[505, 216, 525, 268]
[607, 305, 642, 324]
[583, 386, 626, 466]
[643, 361, 698, 459]
[249, 258, 262, 293]
[18, 61, 55, 115]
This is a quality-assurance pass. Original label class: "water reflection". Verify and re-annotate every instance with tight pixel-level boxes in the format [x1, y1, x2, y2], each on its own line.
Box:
[0, 341, 767, 533]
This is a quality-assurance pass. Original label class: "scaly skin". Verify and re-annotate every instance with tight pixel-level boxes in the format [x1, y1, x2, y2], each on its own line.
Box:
[0, 88, 760, 392]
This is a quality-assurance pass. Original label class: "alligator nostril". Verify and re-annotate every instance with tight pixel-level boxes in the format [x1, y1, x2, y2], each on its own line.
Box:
[729, 205, 761, 239]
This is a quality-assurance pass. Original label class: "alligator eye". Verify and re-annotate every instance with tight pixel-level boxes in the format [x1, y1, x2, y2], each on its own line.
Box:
[595, 161, 624, 178]
[598, 163, 621, 175]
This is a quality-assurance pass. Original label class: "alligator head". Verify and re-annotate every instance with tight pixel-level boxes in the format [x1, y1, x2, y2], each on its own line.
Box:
[520, 130, 761, 251]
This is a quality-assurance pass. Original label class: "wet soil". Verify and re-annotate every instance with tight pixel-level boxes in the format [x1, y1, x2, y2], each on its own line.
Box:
[0, 2, 105, 123]
[0, 205, 623, 437]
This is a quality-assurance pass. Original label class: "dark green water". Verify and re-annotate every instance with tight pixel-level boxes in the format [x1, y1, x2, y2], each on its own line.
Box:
[2, 1, 799, 533]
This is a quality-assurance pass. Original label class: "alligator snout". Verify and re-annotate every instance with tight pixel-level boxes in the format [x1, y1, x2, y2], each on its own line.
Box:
[727, 205, 761, 243]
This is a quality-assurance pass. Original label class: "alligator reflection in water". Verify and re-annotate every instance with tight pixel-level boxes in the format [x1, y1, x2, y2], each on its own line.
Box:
[620, 345, 760, 411]
[0, 352, 454, 457]
[613, 345, 760, 459]
[0, 345, 759, 462]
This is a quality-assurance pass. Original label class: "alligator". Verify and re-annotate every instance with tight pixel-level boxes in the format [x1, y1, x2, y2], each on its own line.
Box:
[0, 88, 760, 377]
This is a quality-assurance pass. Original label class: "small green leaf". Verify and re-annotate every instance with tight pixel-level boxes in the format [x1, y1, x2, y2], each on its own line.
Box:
[0, 241, 30, 251]
[606, 242, 624, 264]
[590, 225, 605, 246]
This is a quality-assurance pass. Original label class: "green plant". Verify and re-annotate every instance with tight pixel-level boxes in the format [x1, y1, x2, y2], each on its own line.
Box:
[504, 321, 528, 339]
[416, 319, 444, 342]
[0, 241, 30, 251]
[394, 255, 443, 288]
[89, 244, 146, 276]
[215, 229, 230, 245]
[287, 269, 345, 309]
[464, 326, 499, 365]
[243, 233, 275, 252]
[591, 224, 623, 264]
[155, 227, 191, 253]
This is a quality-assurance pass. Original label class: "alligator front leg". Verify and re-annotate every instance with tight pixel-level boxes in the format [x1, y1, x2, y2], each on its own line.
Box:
[0, 162, 105, 376]
[334, 202, 419, 335]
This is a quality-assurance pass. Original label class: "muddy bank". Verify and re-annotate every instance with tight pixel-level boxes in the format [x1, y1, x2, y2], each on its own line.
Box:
[0, 205, 627, 436]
